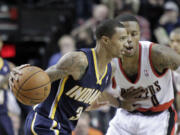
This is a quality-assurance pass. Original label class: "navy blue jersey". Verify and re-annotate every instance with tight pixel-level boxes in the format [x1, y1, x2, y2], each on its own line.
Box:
[0, 58, 10, 114]
[34, 48, 112, 131]
[0, 58, 10, 75]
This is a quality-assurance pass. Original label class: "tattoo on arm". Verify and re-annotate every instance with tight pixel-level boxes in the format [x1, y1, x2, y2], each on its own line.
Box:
[45, 66, 69, 82]
[151, 44, 180, 72]
[46, 52, 88, 82]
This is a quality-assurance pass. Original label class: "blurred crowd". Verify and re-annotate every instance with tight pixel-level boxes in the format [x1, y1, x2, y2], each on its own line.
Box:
[0, 0, 180, 135]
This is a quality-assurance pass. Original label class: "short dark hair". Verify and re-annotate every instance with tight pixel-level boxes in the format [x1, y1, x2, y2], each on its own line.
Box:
[95, 19, 124, 40]
[115, 13, 138, 23]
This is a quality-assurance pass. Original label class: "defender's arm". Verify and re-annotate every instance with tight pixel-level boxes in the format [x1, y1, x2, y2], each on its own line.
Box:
[151, 44, 180, 73]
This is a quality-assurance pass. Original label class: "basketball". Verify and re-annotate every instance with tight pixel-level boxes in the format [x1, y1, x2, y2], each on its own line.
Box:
[11, 66, 51, 106]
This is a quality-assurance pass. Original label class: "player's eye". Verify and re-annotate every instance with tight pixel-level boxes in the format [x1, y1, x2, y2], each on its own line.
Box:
[119, 36, 127, 41]
[132, 32, 137, 36]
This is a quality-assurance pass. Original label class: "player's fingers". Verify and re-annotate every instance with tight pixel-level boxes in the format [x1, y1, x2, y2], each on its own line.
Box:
[8, 76, 12, 83]
[8, 77, 14, 91]
[122, 90, 145, 100]
[18, 64, 30, 69]
[126, 87, 143, 96]
[121, 88, 135, 98]
[10, 71, 17, 79]
[15, 74, 20, 82]
[8, 78, 12, 89]
[10, 71, 21, 83]
[132, 97, 150, 102]
[130, 89, 146, 98]
[132, 90, 146, 98]
[131, 87, 145, 94]
[121, 87, 134, 96]
[12, 68, 22, 75]
[132, 104, 141, 110]
[127, 86, 135, 92]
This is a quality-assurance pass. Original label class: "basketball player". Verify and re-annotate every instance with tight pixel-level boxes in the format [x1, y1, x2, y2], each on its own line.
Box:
[169, 27, 180, 134]
[169, 27, 180, 97]
[0, 37, 15, 135]
[9, 19, 144, 135]
[102, 14, 179, 135]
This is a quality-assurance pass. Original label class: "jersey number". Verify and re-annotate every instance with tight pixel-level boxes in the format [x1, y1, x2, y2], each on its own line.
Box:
[69, 107, 83, 120]
[151, 95, 159, 106]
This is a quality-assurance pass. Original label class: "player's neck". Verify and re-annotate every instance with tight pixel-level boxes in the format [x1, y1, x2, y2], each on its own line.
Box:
[94, 44, 112, 70]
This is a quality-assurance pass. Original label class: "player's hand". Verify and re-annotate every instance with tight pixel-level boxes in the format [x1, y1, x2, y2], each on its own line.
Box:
[121, 100, 141, 112]
[120, 86, 149, 111]
[12, 64, 30, 75]
[121, 86, 147, 102]
[9, 64, 30, 90]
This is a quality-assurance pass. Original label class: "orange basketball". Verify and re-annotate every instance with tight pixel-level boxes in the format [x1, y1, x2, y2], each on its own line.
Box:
[11, 66, 51, 106]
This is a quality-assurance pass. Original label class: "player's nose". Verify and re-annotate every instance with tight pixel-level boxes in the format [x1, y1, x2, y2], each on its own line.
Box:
[124, 42, 132, 48]
[127, 36, 132, 44]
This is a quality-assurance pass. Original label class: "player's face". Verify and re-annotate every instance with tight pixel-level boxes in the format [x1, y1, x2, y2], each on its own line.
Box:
[120, 21, 140, 57]
[108, 27, 129, 58]
[169, 32, 180, 54]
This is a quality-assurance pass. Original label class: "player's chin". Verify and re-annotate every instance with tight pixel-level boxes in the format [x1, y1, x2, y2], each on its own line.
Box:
[126, 50, 136, 56]
[121, 51, 133, 57]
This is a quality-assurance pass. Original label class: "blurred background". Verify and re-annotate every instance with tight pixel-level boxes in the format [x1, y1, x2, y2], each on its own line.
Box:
[0, 0, 180, 135]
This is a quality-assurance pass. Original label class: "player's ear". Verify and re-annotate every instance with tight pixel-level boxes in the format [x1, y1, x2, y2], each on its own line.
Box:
[101, 36, 110, 45]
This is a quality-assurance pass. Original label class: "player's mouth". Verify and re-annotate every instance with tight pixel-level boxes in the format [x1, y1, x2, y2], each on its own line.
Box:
[124, 46, 134, 54]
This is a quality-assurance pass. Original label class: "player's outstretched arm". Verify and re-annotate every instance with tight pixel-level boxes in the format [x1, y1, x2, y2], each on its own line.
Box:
[46, 51, 88, 82]
[151, 44, 180, 72]
[85, 91, 117, 111]
[86, 87, 147, 112]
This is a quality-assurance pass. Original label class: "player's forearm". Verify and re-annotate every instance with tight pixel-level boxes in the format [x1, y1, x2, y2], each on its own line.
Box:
[151, 44, 180, 72]
[45, 65, 68, 82]
[46, 52, 88, 82]
[85, 92, 120, 111]
[102, 91, 121, 107]
[85, 102, 101, 111]
[164, 53, 180, 71]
